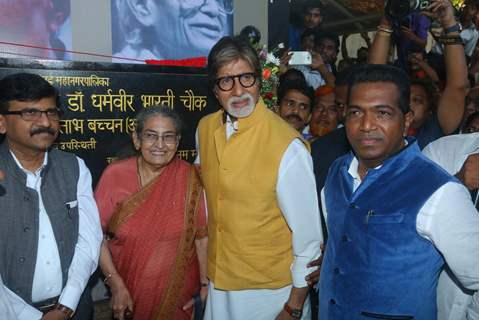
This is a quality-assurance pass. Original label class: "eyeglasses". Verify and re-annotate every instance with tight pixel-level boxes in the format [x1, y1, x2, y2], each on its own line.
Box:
[215, 72, 257, 91]
[183, 0, 233, 15]
[0, 108, 62, 121]
[141, 132, 179, 145]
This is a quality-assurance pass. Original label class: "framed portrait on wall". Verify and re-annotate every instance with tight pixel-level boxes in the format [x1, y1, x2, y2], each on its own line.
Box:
[0, 0, 72, 60]
[111, 0, 234, 63]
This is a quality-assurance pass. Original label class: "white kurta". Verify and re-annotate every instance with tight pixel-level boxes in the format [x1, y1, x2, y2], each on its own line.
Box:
[423, 133, 479, 320]
[2, 153, 102, 320]
[197, 117, 323, 320]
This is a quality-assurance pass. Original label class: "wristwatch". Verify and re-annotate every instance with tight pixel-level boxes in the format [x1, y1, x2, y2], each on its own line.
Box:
[283, 303, 302, 319]
[444, 23, 462, 34]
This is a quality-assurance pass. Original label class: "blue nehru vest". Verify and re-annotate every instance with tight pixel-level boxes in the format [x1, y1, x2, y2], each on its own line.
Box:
[319, 139, 457, 320]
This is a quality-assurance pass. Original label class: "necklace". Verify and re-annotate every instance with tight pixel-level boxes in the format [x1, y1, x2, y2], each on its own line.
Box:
[137, 157, 165, 187]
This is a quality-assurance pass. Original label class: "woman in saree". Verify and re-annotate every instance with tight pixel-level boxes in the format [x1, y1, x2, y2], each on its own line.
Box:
[95, 106, 208, 320]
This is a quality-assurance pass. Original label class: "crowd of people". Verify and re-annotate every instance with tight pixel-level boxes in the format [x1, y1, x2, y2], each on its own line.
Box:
[1, 0, 479, 319]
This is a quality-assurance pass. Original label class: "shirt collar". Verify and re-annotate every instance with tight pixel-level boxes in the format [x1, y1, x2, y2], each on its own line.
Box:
[10, 151, 48, 176]
[348, 139, 408, 182]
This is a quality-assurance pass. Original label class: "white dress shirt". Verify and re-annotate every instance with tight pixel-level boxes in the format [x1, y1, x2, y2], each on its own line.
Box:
[293, 65, 330, 90]
[0, 275, 17, 320]
[321, 154, 479, 319]
[198, 116, 323, 319]
[2, 152, 102, 320]
[423, 133, 479, 320]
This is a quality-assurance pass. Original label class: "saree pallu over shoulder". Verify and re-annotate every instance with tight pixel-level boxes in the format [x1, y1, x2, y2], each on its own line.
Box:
[153, 164, 203, 320]
[106, 158, 206, 320]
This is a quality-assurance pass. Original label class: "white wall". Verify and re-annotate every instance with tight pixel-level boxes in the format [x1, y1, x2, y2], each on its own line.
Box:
[71, 0, 112, 62]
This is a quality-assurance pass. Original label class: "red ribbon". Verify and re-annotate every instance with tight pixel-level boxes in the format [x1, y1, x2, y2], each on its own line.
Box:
[145, 57, 207, 68]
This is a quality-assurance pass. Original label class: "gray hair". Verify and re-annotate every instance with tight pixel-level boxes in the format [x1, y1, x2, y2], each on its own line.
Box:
[208, 36, 262, 90]
[114, 0, 149, 50]
[135, 106, 183, 135]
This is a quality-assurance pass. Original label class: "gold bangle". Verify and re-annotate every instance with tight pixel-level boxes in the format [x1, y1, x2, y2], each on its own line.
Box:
[103, 272, 118, 285]
[377, 26, 393, 34]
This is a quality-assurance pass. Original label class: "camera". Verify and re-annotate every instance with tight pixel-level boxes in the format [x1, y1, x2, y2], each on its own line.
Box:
[385, 0, 430, 19]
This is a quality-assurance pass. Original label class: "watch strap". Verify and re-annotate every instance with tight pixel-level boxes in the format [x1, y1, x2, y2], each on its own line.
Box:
[283, 303, 302, 319]
[444, 23, 462, 34]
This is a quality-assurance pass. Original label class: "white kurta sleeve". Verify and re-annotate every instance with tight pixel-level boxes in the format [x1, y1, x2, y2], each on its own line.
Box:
[277, 139, 323, 288]
[417, 182, 479, 291]
[58, 157, 102, 310]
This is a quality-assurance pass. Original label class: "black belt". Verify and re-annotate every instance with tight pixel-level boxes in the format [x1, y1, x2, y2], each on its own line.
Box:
[32, 296, 59, 314]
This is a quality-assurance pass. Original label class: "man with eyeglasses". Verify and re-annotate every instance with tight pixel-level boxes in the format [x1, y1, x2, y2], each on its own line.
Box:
[196, 36, 323, 320]
[0, 73, 102, 320]
[112, 0, 233, 62]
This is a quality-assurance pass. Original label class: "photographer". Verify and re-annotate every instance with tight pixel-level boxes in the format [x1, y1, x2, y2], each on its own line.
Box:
[369, 0, 468, 149]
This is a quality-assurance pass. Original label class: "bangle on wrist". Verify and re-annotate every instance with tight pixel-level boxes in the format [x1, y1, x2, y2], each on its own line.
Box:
[377, 26, 393, 34]
[54, 303, 74, 319]
[103, 272, 118, 285]
[436, 35, 463, 45]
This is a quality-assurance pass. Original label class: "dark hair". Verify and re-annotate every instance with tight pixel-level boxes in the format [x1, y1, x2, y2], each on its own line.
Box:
[347, 64, 411, 114]
[465, 0, 479, 9]
[410, 79, 437, 109]
[464, 111, 479, 129]
[208, 36, 261, 91]
[302, 0, 324, 14]
[277, 80, 315, 110]
[335, 67, 354, 87]
[0, 73, 59, 113]
[135, 106, 183, 136]
[314, 32, 340, 52]
[279, 69, 307, 88]
[300, 28, 316, 43]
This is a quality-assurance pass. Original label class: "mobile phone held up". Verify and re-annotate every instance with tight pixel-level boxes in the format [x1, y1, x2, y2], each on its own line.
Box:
[288, 51, 312, 66]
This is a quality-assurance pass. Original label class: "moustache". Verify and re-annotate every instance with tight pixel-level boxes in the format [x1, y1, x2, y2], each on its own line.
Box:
[286, 114, 303, 122]
[228, 93, 253, 104]
[30, 127, 56, 137]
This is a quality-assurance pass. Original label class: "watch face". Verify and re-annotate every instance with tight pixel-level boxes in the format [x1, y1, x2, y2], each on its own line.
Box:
[291, 310, 302, 317]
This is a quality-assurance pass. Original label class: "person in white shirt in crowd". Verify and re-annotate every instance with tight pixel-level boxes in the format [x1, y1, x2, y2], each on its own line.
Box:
[0, 73, 102, 320]
[293, 32, 337, 89]
[423, 130, 479, 320]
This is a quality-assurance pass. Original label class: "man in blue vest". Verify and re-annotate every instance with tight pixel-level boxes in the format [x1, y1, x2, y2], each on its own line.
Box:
[319, 64, 479, 319]
[0, 73, 102, 320]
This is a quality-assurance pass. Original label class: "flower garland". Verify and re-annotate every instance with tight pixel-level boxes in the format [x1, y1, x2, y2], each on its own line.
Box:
[256, 43, 284, 110]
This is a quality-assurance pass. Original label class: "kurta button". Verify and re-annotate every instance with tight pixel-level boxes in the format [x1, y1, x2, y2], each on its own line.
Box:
[18, 257, 25, 263]
[23, 196, 29, 201]
[341, 235, 348, 242]
[23, 227, 30, 232]
[349, 203, 356, 209]
[334, 267, 340, 274]
[330, 299, 336, 305]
